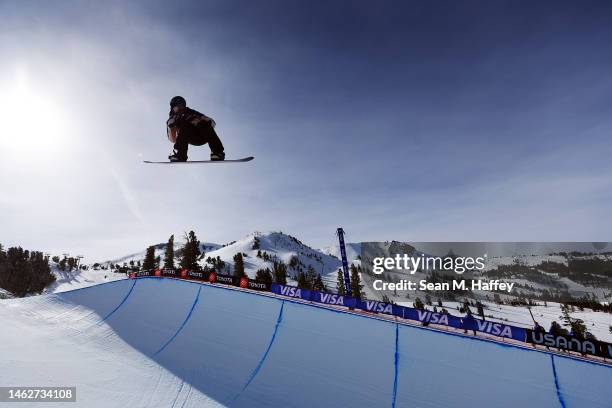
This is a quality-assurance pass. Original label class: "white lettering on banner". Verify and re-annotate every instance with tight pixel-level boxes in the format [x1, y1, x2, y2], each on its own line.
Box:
[476, 320, 513, 338]
[531, 332, 598, 354]
[320, 294, 344, 305]
[279, 286, 302, 298]
[417, 310, 449, 325]
[363, 301, 393, 314]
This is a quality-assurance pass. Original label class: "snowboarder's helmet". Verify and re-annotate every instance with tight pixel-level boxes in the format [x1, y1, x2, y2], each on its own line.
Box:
[170, 96, 186, 108]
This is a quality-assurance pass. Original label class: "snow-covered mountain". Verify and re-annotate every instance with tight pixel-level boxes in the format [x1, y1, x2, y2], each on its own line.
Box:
[99, 234, 612, 308]
[319, 242, 361, 263]
[205, 232, 343, 286]
[103, 241, 221, 268]
[101, 231, 347, 288]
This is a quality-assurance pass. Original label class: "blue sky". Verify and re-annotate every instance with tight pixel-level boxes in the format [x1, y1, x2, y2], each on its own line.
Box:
[1, 1, 611, 260]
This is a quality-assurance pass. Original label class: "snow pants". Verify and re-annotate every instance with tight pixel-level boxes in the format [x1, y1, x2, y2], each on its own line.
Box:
[174, 122, 224, 156]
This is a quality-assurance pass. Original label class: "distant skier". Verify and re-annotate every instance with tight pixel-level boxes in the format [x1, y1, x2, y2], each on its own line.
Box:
[166, 96, 225, 162]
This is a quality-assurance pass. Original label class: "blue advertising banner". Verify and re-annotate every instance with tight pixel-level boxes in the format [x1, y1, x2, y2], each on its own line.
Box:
[474, 318, 526, 341]
[312, 291, 358, 308]
[271, 283, 313, 301]
[358, 299, 399, 316]
[403, 308, 463, 328]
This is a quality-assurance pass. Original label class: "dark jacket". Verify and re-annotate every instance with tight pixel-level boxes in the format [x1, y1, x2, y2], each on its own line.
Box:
[167, 108, 215, 135]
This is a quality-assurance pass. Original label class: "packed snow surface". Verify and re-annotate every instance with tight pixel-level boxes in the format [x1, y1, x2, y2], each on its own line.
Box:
[45, 265, 126, 294]
[1, 277, 611, 407]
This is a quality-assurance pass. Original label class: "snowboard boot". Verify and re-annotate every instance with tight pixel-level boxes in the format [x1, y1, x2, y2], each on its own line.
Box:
[210, 152, 225, 161]
[168, 149, 187, 162]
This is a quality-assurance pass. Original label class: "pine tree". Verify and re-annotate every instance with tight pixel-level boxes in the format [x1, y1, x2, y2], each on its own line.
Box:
[142, 246, 156, 271]
[350, 264, 363, 299]
[570, 318, 587, 339]
[180, 231, 202, 271]
[414, 297, 424, 310]
[216, 256, 225, 271]
[273, 261, 287, 284]
[233, 252, 246, 278]
[312, 273, 326, 292]
[255, 268, 273, 284]
[306, 265, 317, 288]
[163, 235, 175, 269]
[0, 245, 55, 297]
[336, 269, 345, 295]
[297, 271, 309, 289]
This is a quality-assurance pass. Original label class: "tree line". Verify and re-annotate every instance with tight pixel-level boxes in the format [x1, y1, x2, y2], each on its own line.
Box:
[0, 244, 55, 297]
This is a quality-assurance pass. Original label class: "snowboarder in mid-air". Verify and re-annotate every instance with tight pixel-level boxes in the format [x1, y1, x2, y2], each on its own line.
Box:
[166, 96, 225, 162]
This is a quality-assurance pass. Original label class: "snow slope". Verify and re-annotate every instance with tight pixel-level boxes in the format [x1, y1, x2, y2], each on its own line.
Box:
[45, 264, 126, 294]
[319, 241, 361, 263]
[1, 277, 611, 407]
[0, 287, 13, 299]
[203, 232, 343, 284]
[101, 232, 344, 287]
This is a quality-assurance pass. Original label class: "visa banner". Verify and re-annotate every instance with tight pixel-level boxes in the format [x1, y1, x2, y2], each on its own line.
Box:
[271, 283, 313, 301]
[358, 299, 403, 316]
[312, 292, 358, 308]
[474, 318, 525, 341]
[403, 308, 462, 328]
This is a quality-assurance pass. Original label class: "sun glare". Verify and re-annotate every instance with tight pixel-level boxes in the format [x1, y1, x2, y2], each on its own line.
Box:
[0, 70, 68, 158]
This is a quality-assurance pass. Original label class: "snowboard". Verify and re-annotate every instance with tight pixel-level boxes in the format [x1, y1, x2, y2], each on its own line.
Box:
[144, 156, 254, 164]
